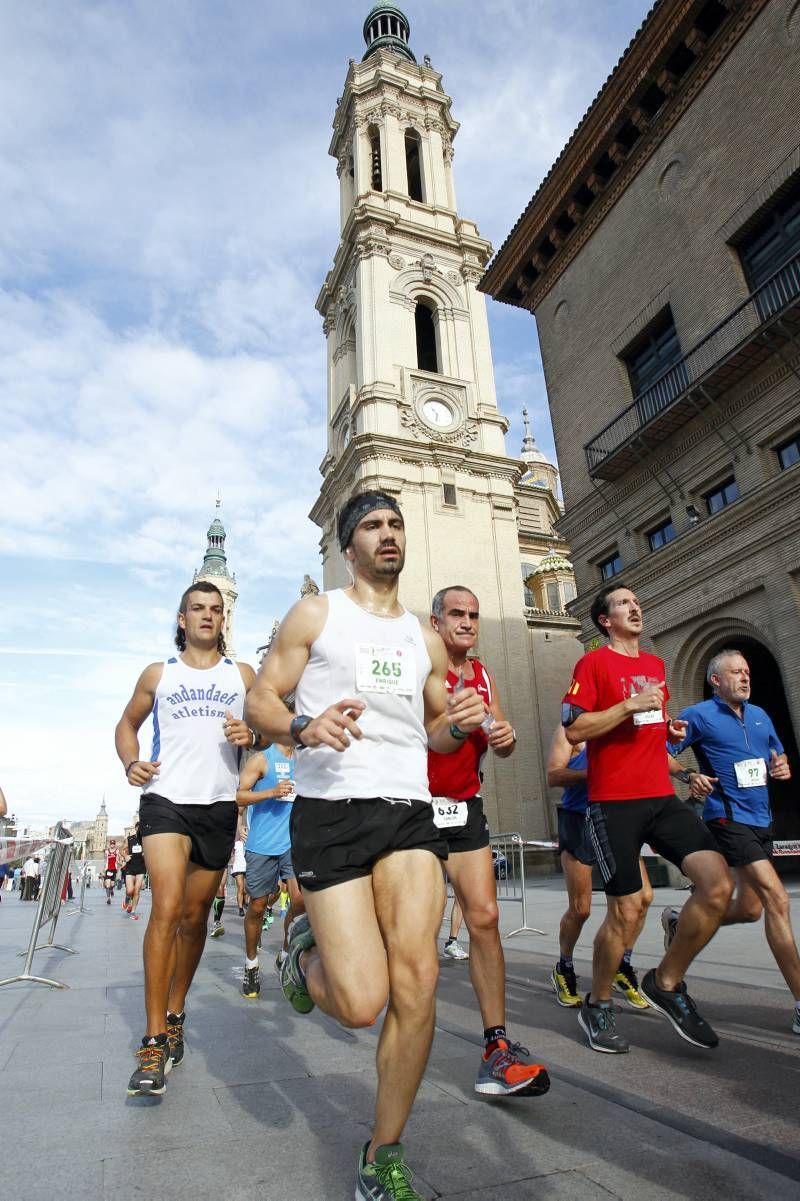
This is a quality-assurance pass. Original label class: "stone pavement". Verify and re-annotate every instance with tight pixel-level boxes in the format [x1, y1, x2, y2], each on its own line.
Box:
[1, 875, 798, 1200]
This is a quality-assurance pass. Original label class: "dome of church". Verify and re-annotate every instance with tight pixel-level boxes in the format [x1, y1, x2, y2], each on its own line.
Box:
[362, 4, 416, 63]
[529, 551, 573, 576]
[207, 516, 225, 539]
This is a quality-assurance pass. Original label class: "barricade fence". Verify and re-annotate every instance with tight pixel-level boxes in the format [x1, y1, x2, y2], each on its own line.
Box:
[66, 862, 91, 916]
[489, 832, 553, 938]
[0, 823, 76, 991]
[0, 835, 55, 866]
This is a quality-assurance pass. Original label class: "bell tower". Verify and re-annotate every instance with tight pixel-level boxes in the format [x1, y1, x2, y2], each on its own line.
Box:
[310, 6, 545, 834]
[193, 498, 238, 657]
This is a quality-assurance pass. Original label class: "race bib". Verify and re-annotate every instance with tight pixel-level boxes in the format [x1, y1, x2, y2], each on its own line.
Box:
[431, 798, 468, 829]
[356, 644, 416, 696]
[633, 709, 664, 727]
[131, 844, 142, 854]
[734, 757, 767, 788]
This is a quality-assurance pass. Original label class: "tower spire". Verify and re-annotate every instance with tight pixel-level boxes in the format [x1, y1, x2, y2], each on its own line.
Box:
[362, 5, 416, 63]
[520, 407, 547, 467]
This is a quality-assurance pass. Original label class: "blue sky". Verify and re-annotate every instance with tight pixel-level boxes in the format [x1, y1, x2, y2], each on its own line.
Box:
[0, 0, 651, 833]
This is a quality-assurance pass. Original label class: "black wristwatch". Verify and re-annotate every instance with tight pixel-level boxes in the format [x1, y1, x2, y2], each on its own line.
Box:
[290, 715, 313, 749]
[678, 769, 696, 784]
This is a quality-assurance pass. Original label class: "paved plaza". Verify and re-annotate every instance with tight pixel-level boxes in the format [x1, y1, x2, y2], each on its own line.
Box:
[1, 874, 798, 1200]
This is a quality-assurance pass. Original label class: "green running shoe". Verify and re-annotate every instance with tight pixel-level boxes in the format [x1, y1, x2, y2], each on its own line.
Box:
[355, 1142, 425, 1200]
[279, 913, 315, 1014]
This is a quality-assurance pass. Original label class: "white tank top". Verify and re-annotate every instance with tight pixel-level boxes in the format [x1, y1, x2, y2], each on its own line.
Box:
[294, 589, 432, 802]
[143, 656, 245, 805]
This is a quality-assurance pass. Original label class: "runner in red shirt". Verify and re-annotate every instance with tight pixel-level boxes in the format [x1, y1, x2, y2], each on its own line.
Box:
[562, 584, 730, 1054]
[428, 586, 549, 1099]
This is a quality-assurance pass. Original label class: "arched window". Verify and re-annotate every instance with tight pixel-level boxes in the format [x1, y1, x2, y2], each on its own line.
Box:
[405, 130, 424, 203]
[368, 125, 382, 192]
[415, 301, 438, 373]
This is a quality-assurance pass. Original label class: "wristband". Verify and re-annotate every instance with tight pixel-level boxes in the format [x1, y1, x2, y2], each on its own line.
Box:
[124, 760, 139, 777]
[248, 727, 258, 749]
[449, 722, 468, 741]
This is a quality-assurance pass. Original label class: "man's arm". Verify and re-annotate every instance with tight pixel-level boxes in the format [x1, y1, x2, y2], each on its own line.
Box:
[235, 752, 291, 807]
[565, 680, 666, 745]
[547, 724, 587, 788]
[114, 663, 164, 788]
[422, 628, 485, 753]
[485, 670, 515, 758]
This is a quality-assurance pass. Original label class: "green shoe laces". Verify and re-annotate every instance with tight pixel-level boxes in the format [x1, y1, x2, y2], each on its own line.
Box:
[374, 1159, 421, 1200]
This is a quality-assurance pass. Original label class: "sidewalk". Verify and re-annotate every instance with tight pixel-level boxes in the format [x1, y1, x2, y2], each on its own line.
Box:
[1, 877, 798, 1200]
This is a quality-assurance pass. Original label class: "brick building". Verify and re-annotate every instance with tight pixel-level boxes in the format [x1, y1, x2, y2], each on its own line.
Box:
[482, 0, 800, 840]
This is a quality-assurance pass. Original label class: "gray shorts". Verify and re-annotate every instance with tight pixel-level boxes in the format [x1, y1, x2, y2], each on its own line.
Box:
[244, 848, 294, 899]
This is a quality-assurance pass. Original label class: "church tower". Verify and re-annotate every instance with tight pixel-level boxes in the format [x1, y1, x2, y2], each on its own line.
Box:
[310, 5, 546, 833]
[193, 499, 238, 656]
[91, 798, 108, 856]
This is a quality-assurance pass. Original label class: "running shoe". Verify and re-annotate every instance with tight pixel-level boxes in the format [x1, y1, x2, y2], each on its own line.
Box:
[106, 896, 112, 905]
[209, 921, 224, 938]
[242, 965, 261, 998]
[166, 1011, 185, 1067]
[279, 913, 315, 1014]
[792, 1010, 800, 1035]
[262, 911, 274, 930]
[474, 1039, 550, 1096]
[551, 962, 581, 1007]
[613, 962, 650, 1010]
[578, 997, 629, 1053]
[127, 1034, 172, 1096]
[238, 906, 245, 917]
[443, 939, 469, 961]
[131, 912, 140, 920]
[661, 906, 680, 951]
[121, 900, 131, 913]
[639, 969, 718, 1049]
[275, 948, 288, 973]
[355, 1141, 425, 1200]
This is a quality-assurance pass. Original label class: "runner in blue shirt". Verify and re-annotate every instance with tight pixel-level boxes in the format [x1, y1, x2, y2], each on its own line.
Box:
[236, 735, 304, 999]
[668, 649, 799, 1035]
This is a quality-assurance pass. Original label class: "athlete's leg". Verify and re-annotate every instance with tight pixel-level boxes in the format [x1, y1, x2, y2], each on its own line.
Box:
[721, 871, 763, 925]
[590, 890, 648, 1002]
[235, 874, 247, 911]
[657, 850, 732, 990]
[370, 849, 445, 1156]
[141, 833, 192, 1037]
[449, 898, 463, 941]
[558, 851, 592, 958]
[244, 892, 269, 959]
[445, 846, 503, 1027]
[125, 873, 136, 909]
[734, 859, 800, 998]
[282, 875, 304, 951]
[130, 874, 146, 914]
[167, 862, 225, 1015]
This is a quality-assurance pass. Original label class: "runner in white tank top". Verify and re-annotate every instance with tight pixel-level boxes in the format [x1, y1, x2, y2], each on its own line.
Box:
[246, 491, 487, 1200]
[115, 580, 265, 1099]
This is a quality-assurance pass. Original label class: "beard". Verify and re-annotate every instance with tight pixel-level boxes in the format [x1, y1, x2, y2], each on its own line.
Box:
[372, 547, 405, 576]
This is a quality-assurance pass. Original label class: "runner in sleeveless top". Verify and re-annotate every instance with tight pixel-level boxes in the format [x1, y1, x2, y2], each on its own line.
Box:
[563, 585, 732, 1053]
[231, 829, 248, 916]
[428, 586, 550, 1098]
[236, 729, 301, 998]
[123, 822, 147, 919]
[115, 581, 264, 1096]
[246, 491, 486, 1201]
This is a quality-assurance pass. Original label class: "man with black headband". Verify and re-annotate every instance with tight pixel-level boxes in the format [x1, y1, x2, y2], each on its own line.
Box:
[246, 490, 487, 1201]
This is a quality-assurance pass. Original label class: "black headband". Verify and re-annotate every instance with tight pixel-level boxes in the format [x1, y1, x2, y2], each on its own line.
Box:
[338, 492, 403, 550]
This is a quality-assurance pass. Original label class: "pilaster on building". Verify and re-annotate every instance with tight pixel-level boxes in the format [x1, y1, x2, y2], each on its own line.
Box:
[309, 7, 581, 840]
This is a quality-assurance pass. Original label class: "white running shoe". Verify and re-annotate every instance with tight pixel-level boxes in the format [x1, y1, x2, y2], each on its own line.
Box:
[792, 1010, 800, 1035]
[443, 939, 469, 960]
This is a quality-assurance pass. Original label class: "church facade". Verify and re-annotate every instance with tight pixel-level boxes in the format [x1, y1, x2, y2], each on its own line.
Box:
[308, 7, 581, 838]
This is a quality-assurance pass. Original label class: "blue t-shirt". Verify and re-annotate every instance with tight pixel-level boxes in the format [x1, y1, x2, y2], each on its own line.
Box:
[674, 695, 783, 826]
[561, 747, 589, 814]
[246, 744, 295, 856]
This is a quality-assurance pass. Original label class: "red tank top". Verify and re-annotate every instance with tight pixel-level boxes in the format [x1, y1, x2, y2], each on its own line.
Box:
[427, 659, 492, 800]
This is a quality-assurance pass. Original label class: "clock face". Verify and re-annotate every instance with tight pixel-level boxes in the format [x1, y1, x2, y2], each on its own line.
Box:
[422, 399, 453, 428]
[340, 422, 352, 449]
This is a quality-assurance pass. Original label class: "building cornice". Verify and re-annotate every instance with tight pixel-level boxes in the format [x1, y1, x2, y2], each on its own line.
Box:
[481, 0, 770, 311]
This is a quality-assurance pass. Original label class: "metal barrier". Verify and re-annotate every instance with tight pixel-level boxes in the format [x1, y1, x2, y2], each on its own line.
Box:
[0, 824, 76, 990]
[490, 832, 548, 938]
[66, 863, 91, 916]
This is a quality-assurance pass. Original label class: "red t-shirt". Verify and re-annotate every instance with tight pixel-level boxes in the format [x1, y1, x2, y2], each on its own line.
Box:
[428, 659, 491, 800]
[106, 851, 117, 872]
[563, 644, 671, 802]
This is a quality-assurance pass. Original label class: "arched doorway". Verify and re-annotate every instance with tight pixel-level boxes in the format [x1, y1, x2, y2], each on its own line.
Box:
[702, 637, 799, 843]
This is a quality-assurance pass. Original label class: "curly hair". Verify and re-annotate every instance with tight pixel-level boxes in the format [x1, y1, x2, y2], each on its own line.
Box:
[175, 582, 227, 655]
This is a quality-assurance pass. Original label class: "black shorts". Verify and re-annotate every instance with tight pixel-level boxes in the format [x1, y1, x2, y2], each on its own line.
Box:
[124, 858, 146, 877]
[557, 808, 595, 866]
[290, 796, 448, 892]
[707, 818, 773, 868]
[588, 794, 719, 897]
[139, 794, 237, 871]
[435, 795, 491, 854]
